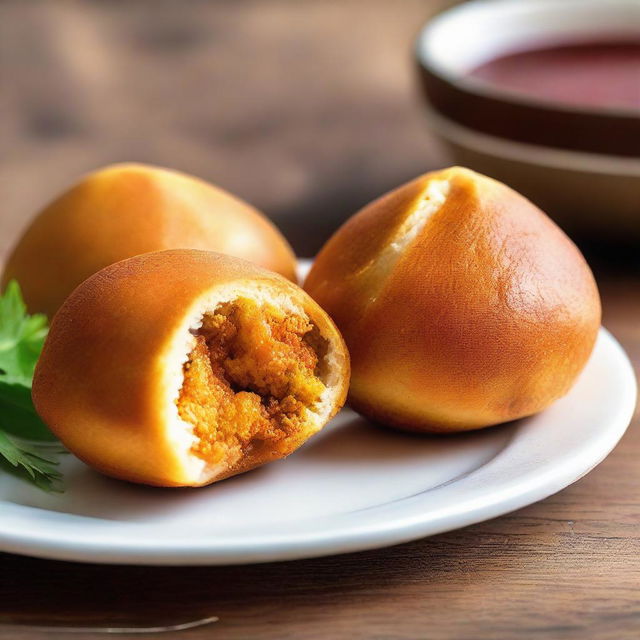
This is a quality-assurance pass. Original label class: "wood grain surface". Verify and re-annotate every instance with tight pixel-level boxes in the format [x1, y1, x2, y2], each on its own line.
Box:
[1, 1, 639, 639]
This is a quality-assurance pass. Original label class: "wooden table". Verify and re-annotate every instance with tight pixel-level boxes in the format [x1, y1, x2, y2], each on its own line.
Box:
[1, 1, 638, 638]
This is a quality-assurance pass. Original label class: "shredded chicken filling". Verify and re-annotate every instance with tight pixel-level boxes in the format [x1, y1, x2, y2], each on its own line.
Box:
[177, 297, 327, 464]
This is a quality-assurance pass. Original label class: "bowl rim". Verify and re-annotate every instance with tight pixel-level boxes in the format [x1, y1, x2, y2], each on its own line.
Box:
[428, 106, 640, 177]
[415, 0, 640, 120]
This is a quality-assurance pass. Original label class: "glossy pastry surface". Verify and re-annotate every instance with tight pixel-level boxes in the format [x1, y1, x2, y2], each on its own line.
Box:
[3, 163, 297, 317]
[33, 249, 349, 486]
[305, 167, 601, 432]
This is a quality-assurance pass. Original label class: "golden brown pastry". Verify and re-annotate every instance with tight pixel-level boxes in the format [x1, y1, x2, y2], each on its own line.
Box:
[2, 163, 297, 317]
[32, 249, 349, 487]
[304, 166, 601, 433]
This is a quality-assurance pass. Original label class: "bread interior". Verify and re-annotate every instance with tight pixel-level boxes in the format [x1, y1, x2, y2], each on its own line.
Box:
[357, 178, 450, 303]
[174, 294, 333, 481]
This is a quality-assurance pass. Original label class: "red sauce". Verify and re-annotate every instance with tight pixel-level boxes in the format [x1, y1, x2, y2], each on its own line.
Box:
[468, 41, 640, 111]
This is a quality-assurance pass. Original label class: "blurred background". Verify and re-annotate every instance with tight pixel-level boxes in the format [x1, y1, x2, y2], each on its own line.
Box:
[0, 0, 638, 263]
[0, 0, 461, 258]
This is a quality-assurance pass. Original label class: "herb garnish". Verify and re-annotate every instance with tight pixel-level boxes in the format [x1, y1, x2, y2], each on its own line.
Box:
[0, 281, 64, 491]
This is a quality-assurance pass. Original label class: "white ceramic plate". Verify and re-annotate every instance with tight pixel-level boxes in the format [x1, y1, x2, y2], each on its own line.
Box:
[0, 327, 635, 565]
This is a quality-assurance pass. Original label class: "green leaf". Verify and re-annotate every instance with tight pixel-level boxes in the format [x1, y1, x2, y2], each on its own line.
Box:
[0, 380, 56, 441]
[0, 280, 62, 491]
[0, 280, 48, 383]
[0, 430, 65, 492]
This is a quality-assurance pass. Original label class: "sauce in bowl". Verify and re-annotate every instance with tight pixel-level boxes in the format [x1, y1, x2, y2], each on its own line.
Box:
[469, 41, 640, 112]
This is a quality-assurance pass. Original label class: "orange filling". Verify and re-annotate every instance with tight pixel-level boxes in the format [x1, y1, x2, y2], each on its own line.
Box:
[177, 297, 327, 464]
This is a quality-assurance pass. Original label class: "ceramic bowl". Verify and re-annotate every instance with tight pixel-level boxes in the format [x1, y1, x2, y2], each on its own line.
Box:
[415, 0, 640, 238]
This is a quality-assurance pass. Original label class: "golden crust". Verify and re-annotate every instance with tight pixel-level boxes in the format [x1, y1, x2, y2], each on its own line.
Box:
[32, 249, 349, 487]
[2, 163, 297, 317]
[305, 166, 601, 432]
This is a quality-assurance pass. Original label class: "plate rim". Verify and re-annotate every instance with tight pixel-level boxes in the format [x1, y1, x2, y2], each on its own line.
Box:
[0, 327, 636, 565]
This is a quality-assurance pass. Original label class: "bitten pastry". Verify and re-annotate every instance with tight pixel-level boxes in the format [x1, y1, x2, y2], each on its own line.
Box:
[305, 166, 601, 433]
[32, 250, 349, 487]
[2, 163, 297, 317]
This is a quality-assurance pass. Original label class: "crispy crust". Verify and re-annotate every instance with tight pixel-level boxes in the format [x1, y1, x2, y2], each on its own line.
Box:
[2, 163, 297, 317]
[304, 166, 601, 432]
[32, 249, 349, 486]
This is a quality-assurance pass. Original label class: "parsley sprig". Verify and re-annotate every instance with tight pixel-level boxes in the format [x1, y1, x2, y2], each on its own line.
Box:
[0, 281, 64, 491]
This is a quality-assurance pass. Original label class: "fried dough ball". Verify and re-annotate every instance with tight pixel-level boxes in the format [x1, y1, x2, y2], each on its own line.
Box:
[32, 250, 349, 486]
[305, 167, 601, 433]
[2, 163, 297, 317]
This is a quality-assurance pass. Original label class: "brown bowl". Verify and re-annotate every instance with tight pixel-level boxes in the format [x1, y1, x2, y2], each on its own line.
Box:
[415, 0, 640, 239]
